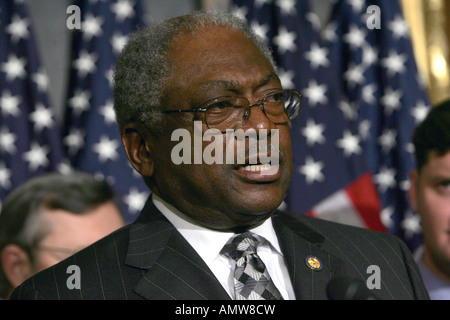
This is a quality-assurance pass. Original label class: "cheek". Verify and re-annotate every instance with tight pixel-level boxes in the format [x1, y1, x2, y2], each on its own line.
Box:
[279, 127, 293, 171]
[418, 190, 450, 234]
[33, 252, 59, 273]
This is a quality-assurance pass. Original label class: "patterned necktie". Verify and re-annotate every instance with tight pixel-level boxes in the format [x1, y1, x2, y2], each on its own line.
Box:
[220, 232, 283, 300]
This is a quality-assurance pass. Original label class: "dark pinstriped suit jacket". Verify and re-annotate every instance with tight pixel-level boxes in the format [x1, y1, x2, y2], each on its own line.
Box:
[10, 198, 429, 300]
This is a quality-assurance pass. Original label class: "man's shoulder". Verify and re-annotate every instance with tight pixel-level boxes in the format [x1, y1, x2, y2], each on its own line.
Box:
[273, 210, 412, 270]
[275, 210, 399, 243]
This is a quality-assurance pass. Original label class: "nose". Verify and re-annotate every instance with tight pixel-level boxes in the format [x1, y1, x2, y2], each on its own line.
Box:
[243, 102, 276, 131]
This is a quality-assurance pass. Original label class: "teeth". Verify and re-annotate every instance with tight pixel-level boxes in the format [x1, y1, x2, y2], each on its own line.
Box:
[239, 164, 271, 172]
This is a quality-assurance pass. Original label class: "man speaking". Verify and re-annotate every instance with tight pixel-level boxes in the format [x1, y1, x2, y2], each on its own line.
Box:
[11, 11, 428, 300]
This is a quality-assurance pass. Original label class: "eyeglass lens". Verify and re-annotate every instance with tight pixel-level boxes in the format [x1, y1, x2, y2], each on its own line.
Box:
[205, 91, 300, 130]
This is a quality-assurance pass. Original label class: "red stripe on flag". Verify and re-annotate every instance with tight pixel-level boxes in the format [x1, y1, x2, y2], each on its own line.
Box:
[346, 173, 386, 232]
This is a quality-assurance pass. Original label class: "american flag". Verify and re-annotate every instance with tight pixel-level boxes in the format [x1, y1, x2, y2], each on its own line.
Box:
[63, 0, 148, 223]
[0, 0, 63, 208]
[232, 0, 431, 251]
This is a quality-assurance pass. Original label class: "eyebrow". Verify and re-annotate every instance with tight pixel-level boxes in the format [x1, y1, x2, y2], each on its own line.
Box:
[198, 72, 279, 92]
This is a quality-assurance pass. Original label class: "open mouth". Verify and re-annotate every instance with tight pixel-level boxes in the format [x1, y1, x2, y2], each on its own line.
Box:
[238, 163, 272, 172]
[234, 162, 280, 182]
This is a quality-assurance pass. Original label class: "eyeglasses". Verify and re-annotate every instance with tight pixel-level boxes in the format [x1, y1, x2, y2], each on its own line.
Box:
[162, 89, 302, 131]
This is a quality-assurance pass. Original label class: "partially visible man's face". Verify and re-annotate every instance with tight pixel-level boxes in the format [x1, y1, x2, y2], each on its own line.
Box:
[33, 202, 124, 271]
[148, 26, 293, 231]
[411, 151, 450, 280]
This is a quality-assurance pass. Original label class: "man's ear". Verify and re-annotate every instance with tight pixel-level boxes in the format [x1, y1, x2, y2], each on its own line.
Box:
[121, 122, 154, 177]
[409, 169, 419, 212]
[1, 244, 34, 290]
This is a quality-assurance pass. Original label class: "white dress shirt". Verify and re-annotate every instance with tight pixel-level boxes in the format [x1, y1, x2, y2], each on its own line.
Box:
[152, 193, 296, 300]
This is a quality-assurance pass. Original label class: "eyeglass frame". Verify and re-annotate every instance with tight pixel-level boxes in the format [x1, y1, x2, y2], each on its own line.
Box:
[160, 88, 302, 130]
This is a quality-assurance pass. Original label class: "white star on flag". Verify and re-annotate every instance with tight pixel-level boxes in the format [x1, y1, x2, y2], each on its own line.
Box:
[411, 100, 430, 124]
[358, 120, 371, 140]
[64, 128, 85, 155]
[304, 43, 330, 69]
[1, 54, 27, 81]
[277, 68, 295, 89]
[378, 129, 397, 153]
[73, 50, 98, 78]
[68, 89, 91, 116]
[381, 50, 408, 76]
[0, 90, 21, 117]
[105, 68, 114, 88]
[99, 100, 116, 124]
[231, 5, 248, 21]
[273, 26, 297, 54]
[111, 0, 135, 22]
[339, 100, 358, 120]
[29, 103, 54, 132]
[336, 130, 362, 157]
[124, 187, 149, 213]
[348, 0, 365, 13]
[93, 135, 120, 163]
[303, 80, 327, 106]
[111, 32, 129, 54]
[301, 119, 326, 146]
[401, 211, 421, 239]
[361, 45, 378, 66]
[32, 69, 49, 92]
[250, 21, 269, 41]
[362, 83, 377, 104]
[299, 156, 324, 184]
[0, 126, 17, 154]
[380, 206, 394, 229]
[276, 0, 297, 15]
[82, 14, 104, 40]
[6, 14, 29, 42]
[388, 15, 409, 39]
[344, 63, 365, 88]
[374, 167, 396, 193]
[22, 142, 50, 172]
[381, 87, 402, 115]
[322, 22, 337, 42]
[343, 24, 366, 49]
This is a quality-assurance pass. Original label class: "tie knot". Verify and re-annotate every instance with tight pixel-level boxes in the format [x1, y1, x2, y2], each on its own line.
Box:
[221, 232, 261, 261]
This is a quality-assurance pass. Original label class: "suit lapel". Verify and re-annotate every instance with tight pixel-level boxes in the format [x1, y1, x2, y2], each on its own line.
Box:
[125, 199, 230, 300]
[272, 212, 347, 300]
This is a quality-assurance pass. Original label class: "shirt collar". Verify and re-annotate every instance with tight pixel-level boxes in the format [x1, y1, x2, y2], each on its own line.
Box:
[151, 193, 284, 264]
[414, 246, 450, 300]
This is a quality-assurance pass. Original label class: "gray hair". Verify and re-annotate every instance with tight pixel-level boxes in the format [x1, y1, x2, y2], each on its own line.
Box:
[113, 10, 277, 136]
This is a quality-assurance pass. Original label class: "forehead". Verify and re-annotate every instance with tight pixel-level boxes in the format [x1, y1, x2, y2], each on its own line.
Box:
[421, 151, 450, 175]
[165, 26, 276, 92]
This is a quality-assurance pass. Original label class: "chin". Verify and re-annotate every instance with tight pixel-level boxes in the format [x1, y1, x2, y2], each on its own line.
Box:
[236, 193, 284, 216]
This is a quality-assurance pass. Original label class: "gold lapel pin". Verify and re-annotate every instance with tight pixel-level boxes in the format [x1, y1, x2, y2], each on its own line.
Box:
[305, 256, 323, 271]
